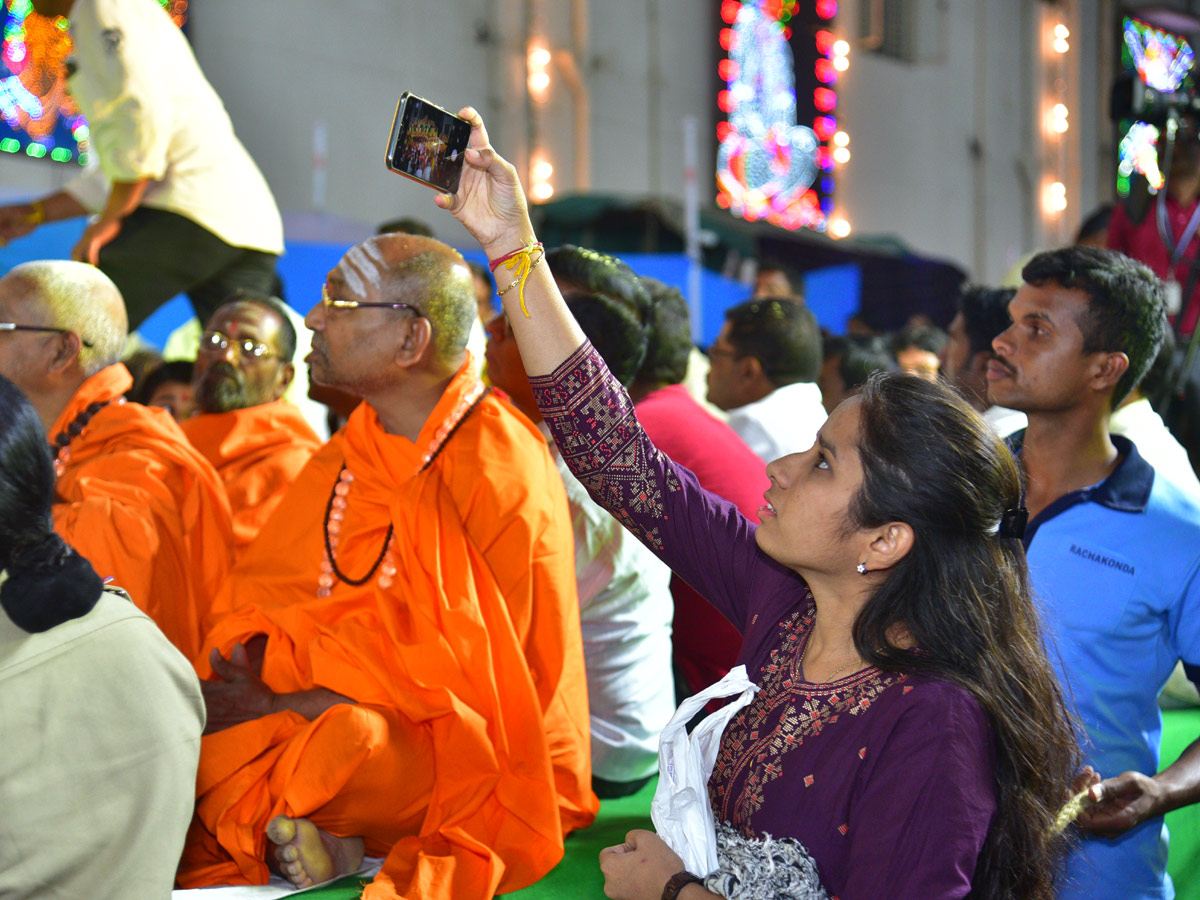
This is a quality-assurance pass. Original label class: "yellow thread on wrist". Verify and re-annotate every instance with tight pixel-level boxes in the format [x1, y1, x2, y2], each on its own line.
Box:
[495, 243, 545, 318]
[25, 200, 45, 225]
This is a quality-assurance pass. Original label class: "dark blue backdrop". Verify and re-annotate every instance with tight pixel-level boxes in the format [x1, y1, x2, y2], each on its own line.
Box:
[0, 220, 861, 349]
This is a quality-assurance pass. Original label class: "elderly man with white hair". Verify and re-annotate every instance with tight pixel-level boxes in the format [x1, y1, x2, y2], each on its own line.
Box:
[0, 260, 234, 659]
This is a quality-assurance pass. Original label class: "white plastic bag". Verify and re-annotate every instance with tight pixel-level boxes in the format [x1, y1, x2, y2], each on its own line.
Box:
[651, 664, 759, 877]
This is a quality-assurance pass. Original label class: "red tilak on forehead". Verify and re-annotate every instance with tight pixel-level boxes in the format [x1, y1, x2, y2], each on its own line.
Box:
[214, 308, 269, 335]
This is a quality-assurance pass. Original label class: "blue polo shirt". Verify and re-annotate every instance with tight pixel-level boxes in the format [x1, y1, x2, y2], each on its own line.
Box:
[1014, 434, 1200, 900]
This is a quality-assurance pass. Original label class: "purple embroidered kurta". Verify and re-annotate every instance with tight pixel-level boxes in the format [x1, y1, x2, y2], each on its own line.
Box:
[531, 343, 998, 900]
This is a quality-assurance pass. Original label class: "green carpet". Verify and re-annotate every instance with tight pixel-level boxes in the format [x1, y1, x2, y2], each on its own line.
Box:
[243, 711, 1200, 899]
[282, 777, 657, 899]
[501, 777, 657, 899]
[1162, 707, 1200, 898]
[280, 874, 368, 899]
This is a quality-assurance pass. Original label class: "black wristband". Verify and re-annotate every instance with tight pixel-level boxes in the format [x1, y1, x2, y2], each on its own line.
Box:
[662, 870, 703, 900]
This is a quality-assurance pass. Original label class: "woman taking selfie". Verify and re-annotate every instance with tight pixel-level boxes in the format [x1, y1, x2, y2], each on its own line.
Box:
[0, 374, 204, 900]
[436, 111, 1079, 900]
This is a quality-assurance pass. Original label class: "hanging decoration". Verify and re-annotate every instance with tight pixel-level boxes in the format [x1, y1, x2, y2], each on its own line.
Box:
[716, 0, 840, 233]
[1116, 17, 1194, 198]
[0, 0, 186, 165]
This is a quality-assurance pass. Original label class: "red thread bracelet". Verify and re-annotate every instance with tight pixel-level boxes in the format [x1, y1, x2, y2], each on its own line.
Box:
[489, 241, 543, 272]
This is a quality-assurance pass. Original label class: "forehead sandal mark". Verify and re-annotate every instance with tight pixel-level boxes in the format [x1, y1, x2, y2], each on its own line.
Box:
[342, 240, 393, 298]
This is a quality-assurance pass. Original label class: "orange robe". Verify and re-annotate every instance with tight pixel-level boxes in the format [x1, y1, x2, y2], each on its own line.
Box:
[181, 358, 597, 899]
[51, 364, 235, 661]
[181, 399, 322, 556]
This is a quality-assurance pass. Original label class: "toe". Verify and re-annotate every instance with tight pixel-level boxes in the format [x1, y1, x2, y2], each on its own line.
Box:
[266, 815, 296, 845]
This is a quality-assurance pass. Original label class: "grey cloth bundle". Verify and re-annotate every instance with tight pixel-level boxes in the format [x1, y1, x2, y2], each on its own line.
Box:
[702, 821, 829, 900]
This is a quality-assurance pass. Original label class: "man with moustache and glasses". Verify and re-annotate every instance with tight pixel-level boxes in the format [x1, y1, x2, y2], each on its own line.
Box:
[181, 293, 321, 557]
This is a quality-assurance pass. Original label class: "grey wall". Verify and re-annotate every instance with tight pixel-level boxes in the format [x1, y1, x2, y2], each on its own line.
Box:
[0, 0, 1118, 284]
[834, 0, 1112, 282]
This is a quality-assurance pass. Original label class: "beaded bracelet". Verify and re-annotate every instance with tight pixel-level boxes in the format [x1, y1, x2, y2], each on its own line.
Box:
[491, 240, 545, 318]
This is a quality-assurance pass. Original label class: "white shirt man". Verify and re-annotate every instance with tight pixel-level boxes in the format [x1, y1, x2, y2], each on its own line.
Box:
[725, 380, 827, 462]
[706, 298, 827, 464]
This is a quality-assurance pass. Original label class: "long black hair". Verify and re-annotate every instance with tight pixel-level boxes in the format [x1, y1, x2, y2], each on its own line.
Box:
[847, 372, 1079, 900]
[0, 375, 102, 632]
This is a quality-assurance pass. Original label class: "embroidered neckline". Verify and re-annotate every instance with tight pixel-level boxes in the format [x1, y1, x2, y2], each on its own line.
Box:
[792, 628, 880, 694]
[709, 604, 907, 825]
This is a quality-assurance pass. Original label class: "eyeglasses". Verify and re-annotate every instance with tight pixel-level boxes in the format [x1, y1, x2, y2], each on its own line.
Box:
[0, 322, 94, 348]
[321, 284, 424, 317]
[199, 330, 275, 360]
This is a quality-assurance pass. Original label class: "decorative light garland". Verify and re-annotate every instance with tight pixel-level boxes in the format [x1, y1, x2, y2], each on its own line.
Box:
[716, 1, 844, 233]
[1116, 18, 1193, 198]
[0, 0, 185, 165]
[1041, 13, 1073, 221]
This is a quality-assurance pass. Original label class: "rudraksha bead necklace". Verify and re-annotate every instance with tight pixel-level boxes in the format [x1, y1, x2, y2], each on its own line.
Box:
[318, 383, 489, 597]
[52, 397, 125, 478]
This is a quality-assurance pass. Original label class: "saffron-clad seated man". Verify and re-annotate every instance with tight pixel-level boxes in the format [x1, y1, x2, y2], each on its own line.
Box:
[0, 261, 233, 660]
[182, 293, 322, 556]
[180, 234, 597, 900]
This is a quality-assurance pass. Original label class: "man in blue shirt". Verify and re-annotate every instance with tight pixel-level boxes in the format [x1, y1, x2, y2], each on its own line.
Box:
[990, 246, 1200, 900]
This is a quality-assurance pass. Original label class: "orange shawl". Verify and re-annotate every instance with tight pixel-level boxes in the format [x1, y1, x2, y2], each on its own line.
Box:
[186, 359, 597, 899]
[51, 364, 234, 660]
[181, 400, 321, 555]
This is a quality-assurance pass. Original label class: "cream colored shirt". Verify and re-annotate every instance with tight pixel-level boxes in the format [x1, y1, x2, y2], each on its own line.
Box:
[0, 580, 204, 900]
[1110, 397, 1200, 497]
[539, 424, 675, 783]
[63, 0, 283, 254]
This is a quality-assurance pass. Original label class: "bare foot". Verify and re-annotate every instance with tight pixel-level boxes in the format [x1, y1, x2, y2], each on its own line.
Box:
[266, 815, 364, 888]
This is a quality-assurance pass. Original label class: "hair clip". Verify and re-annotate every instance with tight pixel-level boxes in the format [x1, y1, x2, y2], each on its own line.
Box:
[998, 507, 1028, 540]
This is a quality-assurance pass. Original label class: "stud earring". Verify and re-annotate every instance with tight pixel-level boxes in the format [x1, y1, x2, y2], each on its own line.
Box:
[856, 562, 867, 575]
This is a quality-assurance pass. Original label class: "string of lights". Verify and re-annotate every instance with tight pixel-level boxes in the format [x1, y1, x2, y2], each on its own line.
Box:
[1040, 11, 1073, 228]
[0, 0, 186, 165]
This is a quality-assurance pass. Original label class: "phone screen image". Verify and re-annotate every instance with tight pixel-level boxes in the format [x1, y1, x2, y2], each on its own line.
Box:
[388, 96, 471, 193]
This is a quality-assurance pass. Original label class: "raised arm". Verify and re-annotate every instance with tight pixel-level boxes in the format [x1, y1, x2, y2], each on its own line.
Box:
[435, 109, 585, 375]
[435, 109, 794, 631]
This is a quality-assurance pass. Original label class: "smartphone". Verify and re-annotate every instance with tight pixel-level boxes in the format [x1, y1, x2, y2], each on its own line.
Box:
[385, 93, 471, 193]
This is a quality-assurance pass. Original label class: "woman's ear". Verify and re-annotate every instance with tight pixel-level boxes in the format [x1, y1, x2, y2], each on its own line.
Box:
[863, 521, 914, 573]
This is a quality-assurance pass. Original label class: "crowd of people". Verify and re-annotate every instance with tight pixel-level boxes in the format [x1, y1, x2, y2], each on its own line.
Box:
[2, 3, 1200, 900]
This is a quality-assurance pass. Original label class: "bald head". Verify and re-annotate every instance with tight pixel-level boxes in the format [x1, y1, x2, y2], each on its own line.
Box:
[3, 261, 127, 376]
[347, 234, 477, 365]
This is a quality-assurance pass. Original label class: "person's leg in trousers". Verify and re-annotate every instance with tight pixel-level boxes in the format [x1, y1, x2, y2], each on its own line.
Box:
[187, 249, 281, 327]
[97, 208, 245, 330]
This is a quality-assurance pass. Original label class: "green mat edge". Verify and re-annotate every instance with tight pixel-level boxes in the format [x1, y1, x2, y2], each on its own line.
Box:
[237, 709, 1200, 899]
